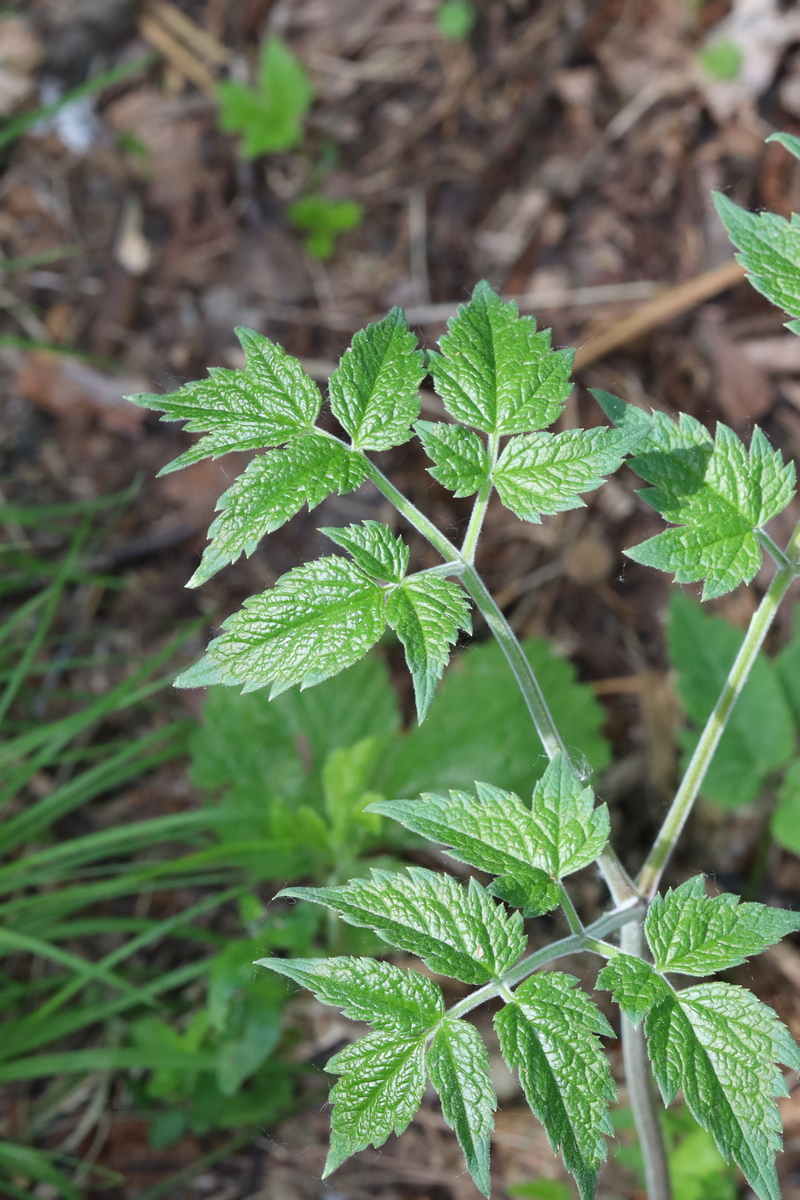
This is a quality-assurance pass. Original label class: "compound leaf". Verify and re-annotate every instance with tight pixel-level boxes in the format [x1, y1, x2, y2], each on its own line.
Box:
[529, 754, 609, 878]
[328, 308, 425, 450]
[282, 866, 526, 985]
[216, 37, 313, 157]
[598, 395, 795, 598]
[386, 574, 472, 722]
[428, 1018, 496, 1197]
[189, 435, 366, 586]
[322, 520, 409, 583]
[493, 428, 628, 523]
[414, 420, 490, 497]
[644, 875, 800, 975]
[645, 982, 800, 1200]
[428, 281, 573, 434]
[128, 327, 321, 473]
[258, 956, 443, 1034]
[713, 190, 800, 326]
[495, 973, 616, 1200]
[324, 1031, 427, 1176]
[596, 955, 670, 1027]
[371, 782, 566, 917]
[178, 556, 386, 694]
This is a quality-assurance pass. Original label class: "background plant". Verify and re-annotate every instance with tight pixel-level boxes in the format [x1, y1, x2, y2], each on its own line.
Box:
[216, 36, 362, 261]
[132, 133, 800, 1200]
[0, 496, 308, 1193]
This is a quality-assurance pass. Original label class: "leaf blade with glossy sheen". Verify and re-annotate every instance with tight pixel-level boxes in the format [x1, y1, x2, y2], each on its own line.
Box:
[386, 574, 472, 721]
[324, 1031, 427, 1176]
[321, 520, 409, 582]
[128, 328, 321, 473]
[644, 875, 800, 975]
[645, 982, 800, 1200]
[529, 754, 609, 878]
[495, 974, 616, 1200]
[493, 428, 628, 522]
[281, 866, 526, 985]
[328, 308, 425, 450]
[596, 954, 670, 1027]
[428, 1019, 496, 1197]
[178, 556, 386, 693]
[414, 420, 490, 497]
[257, 957, 444, 1033]
[370, 783, 563, 916]
[189, 435, 366, 586]
[428, 281, 573, 434]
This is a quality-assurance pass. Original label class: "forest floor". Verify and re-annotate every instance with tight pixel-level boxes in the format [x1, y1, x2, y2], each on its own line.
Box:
[4, 1, 800, 1197]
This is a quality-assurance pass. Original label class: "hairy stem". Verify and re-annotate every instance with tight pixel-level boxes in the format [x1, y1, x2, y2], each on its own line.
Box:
[620, 921, 673, 1200]
[637, 520, 800, 901]
[446, 898, 643, 1021]
[361, 459, 462, 563]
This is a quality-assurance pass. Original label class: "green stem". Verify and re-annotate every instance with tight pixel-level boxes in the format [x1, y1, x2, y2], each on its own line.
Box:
[757, 529, 793, 571]
[446, 898, 643, 1021]
[363, 451, 639, 907]
[461, 565, 638, 906]
[637, 520, 800, 901]
[559, 883, 584, 935]
[460, 433, 499, 562]
[620, 921, 673, 1200]
[361, 459, 461, 563]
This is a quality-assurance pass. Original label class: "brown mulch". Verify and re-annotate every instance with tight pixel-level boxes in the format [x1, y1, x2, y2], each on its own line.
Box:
[4, 0, 800, 1196]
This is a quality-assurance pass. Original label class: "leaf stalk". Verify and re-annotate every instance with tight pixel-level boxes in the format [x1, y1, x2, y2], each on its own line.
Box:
[636, 518, 800, 901]
[446, 898, 643, 1021]
[620, 920, 673, 1200]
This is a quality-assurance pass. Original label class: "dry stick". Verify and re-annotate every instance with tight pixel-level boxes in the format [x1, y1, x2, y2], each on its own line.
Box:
[403, 280, 659, 326]
[573, 259, 745, 370]
[145, 0, 231, 65]
[138, 13, 218, 95]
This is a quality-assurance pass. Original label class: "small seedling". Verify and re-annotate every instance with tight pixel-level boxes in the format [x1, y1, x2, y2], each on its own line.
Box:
[217, 36, 313, 158]
[131, 133, 800, 1200]
[287, 194, 363, 259]
[437, 0, 476, 42]
[699, 38, 742, 81]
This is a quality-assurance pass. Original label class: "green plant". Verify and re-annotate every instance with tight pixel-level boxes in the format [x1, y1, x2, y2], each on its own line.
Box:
[217, 36, 313, 159]
[437, 0, 476, 42]
[288, 194, 363, 259]
[666, 592, 800, 854]
[698, 39, 742, 81]
[130, 133, 800, 1200]
[0, 496, 305, 1190]
[614, 1105, 737, 1200]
